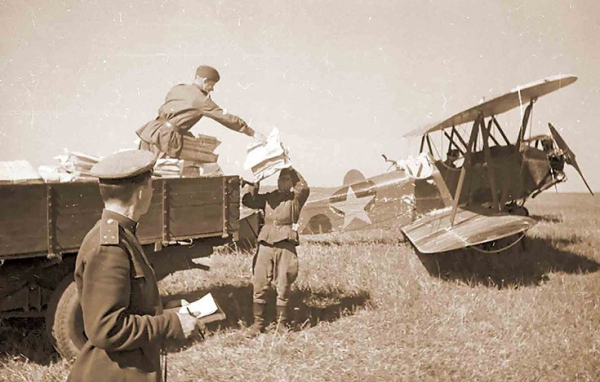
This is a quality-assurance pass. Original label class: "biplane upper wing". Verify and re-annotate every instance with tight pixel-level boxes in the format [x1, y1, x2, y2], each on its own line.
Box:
[404, 74, 577, 137]
[402, 206, 537, 254]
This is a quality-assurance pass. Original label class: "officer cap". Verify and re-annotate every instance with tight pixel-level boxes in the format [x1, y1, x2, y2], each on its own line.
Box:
[195, 65, 220, 82]
[90, 150, 156, 180]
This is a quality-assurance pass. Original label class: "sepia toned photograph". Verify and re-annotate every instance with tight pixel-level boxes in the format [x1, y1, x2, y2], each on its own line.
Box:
[1, 1, 599, 381]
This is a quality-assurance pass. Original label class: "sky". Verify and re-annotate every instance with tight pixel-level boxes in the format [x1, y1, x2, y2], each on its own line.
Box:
[1, 0, 599, 191]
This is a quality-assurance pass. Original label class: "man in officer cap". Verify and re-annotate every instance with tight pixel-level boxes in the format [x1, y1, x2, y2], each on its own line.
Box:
[241, 167, 310, 337]
[68, 150, 201, 382]
[136, 65, 266, 158]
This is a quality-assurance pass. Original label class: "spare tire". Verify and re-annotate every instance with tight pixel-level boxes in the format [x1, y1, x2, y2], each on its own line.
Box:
[45, 274, 87, 361]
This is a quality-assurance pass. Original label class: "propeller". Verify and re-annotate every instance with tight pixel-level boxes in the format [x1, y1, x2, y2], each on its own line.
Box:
[548, 123, 594, 195]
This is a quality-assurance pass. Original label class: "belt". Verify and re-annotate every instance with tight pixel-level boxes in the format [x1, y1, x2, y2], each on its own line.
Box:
[267, 221, 292, 227]
[158, 118, 182, 133]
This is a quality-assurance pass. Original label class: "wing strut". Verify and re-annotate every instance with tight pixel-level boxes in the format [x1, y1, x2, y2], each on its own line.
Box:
[419, 135, 426, 153]
[486, 119, 502, 147]
[452, 126, 469, 149]
[450, 114, 481, 226]
[449, 127, 456, 151]
[492, 116, 511, 145]
[443, 127, 467, 155]
[481, 117, 500, 211]
[425, 135, 434, 156]
[516, 100, 535, 146]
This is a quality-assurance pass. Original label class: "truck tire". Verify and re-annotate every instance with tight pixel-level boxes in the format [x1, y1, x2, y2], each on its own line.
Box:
[45, 274, 87, 361]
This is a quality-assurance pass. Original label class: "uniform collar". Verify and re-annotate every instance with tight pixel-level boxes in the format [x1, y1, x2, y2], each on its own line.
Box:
[102, 209, 138, 234]
[192, 82, 210, 96]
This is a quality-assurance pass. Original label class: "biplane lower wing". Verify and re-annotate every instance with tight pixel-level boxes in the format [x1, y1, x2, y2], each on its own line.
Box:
[402, 206, 537, 254]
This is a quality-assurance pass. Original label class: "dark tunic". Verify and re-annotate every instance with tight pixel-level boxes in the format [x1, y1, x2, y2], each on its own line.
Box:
[136, 83, 252, 158]
[242, 169, 310, 306]
[242, 169, 310, 245]
[68, 210, 184, 382]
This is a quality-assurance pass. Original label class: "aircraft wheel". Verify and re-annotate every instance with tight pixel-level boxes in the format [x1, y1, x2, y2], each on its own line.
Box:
[45, 274, 87, 361]
[307, 214, 332, 234]
[472, 233, 525, 254]
[506, 204, 529, 216]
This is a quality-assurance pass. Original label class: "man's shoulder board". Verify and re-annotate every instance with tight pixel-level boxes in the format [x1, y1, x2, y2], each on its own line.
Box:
[100, 219, 120, 245]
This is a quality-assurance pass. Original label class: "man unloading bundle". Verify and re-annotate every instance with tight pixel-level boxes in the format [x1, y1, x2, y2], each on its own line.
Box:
[136, 65, 266, 159]
[241, 162, 310, 337]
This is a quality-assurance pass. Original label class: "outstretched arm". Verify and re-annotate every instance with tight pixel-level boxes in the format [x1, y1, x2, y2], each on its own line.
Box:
[201, 96, 256, 137]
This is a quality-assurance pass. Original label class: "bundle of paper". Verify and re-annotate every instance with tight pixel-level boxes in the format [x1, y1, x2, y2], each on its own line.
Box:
[0, 160, 43, 184]
[38, 165, 79, 183]
[54, 150, 100, 176]
[198, 163, 223, 177]
[179, 293, 226, 324]
[244, 128, 291, 182]
[193, 134, 221, 152]
[49, 149, 101, 181]
[181, 161, 223, 177]
[154, 158, 184, 177]
[179, 135, 220, 162]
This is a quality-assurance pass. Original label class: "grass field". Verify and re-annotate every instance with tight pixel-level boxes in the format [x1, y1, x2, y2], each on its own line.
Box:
[1, 193, 599, 381]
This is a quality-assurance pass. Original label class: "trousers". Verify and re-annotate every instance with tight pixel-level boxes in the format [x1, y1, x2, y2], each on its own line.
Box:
[252, 240, 299, 307]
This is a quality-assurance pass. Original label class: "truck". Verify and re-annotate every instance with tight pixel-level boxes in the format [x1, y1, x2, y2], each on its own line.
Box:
[0, 175, 241, 360]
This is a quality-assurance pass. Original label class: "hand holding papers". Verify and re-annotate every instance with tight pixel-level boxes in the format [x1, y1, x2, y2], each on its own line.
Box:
[252, 130, 267, 143]
[244, 128, 292, 182]
[175, 310, 200, 338]
[178, 293, 226, 325]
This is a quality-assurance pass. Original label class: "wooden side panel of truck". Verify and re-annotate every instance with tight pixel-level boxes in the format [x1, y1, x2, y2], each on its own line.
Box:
[0, 176, 240, 260]
[0, 175, 240, 359]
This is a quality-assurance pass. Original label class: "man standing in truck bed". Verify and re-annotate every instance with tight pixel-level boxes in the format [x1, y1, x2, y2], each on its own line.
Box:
[136, 65, 265, 158]
[241, 167, 310, 337]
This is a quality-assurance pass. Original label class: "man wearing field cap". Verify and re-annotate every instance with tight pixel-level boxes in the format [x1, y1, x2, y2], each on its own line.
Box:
[68, 150, 201, 382]
[242, 167, 310, 337]
[136, 65, 266, 158]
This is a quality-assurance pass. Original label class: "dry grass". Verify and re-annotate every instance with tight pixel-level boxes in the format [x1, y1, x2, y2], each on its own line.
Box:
[1, 193, 599, 381]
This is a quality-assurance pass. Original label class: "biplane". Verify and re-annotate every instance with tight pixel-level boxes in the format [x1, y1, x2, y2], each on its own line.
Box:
[298, 74, 593, 253]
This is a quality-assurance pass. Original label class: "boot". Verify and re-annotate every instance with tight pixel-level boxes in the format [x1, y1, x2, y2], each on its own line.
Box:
[245, 303, 266, 338]
[274, 305, 290, 334]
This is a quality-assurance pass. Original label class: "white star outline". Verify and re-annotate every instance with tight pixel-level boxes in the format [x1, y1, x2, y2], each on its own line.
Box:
[330, 186, 376, 230]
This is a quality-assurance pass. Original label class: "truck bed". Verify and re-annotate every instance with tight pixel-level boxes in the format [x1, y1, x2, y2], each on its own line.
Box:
[0, 176, 240, 260]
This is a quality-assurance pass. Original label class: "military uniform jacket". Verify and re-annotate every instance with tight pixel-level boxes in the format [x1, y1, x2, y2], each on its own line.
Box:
[68, 210, 184, 382]
[136, 83, 251, 158]
[242, 169, 310, 245]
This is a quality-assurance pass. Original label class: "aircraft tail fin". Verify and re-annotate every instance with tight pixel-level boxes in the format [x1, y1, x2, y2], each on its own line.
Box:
[343, 169, 366, 186]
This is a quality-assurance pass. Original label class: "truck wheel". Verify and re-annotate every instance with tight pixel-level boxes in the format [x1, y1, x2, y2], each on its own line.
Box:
[45, 275, 87, 361]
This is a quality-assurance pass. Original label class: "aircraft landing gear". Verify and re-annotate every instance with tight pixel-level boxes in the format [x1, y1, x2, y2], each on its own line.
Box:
[505, 203, 529, 217]
[471, 233, 526, 254]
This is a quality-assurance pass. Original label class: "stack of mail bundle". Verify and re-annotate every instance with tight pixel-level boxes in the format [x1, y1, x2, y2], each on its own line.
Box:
[181, 161, 223, 177]
[244, 128, 291, 182]
[38, 165, 77, 183]
[39, 149, 101, 182]
[179, 134, 221, 163]
[154, 158, 224, 178]
[0, 160, 43, 184]
[154, 158, 183, 177]
[54, 150, 100, 177]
